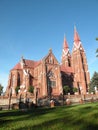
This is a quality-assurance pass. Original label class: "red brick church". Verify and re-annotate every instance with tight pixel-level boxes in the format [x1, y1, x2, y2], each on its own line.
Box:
[6, 28, 90, 98]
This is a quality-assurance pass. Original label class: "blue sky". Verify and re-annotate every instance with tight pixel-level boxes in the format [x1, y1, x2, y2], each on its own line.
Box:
[0, 0, 98, 91]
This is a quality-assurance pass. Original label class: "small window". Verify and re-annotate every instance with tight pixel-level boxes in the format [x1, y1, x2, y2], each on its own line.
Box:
[48, 80, 56, 88]
[68, 58, 71, 67]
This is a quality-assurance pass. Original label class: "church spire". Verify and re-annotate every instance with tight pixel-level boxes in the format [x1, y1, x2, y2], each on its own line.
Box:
[74, 26, 80, 42]
[63, 35, 69, 55]
[61, 35, 71, 67]
[73, 26, 81, 48]
[72, 27, 90, 94]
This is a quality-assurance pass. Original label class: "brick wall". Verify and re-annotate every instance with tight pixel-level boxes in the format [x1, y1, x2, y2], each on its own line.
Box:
[0, 94, 98, 108]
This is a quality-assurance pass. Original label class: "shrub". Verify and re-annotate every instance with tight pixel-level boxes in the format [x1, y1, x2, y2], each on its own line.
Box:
[15, 86, 20, 95]
[28, 86, 34, 93]
[73, 87, 78, 93]
[0, 84, 3, 96]
[63, 86, 70, 95]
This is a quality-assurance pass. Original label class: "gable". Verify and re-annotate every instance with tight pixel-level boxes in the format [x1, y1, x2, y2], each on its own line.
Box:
[43, 49, 59, 65]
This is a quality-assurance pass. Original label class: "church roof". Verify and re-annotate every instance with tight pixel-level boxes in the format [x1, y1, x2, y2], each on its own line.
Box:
[62, 36, 70, 55]
[12, 63, 22, 70]
[11, 59, 41, 70]
[74, 26, 81, 46]
[63, 36, 69, 51]
[60, 65, 73, 74]
[25, 59, 41, 68]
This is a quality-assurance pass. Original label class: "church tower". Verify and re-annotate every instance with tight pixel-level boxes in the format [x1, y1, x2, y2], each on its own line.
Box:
[71, 27, 90, 94]
[61, 36, 71, 67]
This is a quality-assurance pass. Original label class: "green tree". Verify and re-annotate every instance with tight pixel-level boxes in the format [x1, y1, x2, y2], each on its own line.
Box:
[0, 84, 3, 95]
[15, 86, 20, 95]
[89, 71, 98, 92]
[96, 48, 98, 57]
[28, 86, 34, 93]
[96, 37, 98, 57]
[73, 87, 78, 93]
[96, 37, 98, 41]
[63, 85, 70, 95]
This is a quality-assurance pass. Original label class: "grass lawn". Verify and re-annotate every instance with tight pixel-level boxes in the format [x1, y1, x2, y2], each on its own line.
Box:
[0, 103, 98, 130]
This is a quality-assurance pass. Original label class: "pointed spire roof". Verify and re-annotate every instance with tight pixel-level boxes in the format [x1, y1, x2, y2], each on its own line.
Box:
[74, 26, 81, 45]
[63, 35, 68, 48]
[73, 26, 82, 49]
[63, 35, 69, 54]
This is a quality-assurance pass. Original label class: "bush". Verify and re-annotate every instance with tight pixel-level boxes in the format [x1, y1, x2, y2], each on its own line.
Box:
[63, 86, 70, 95]
[28, 86, 34, 93]
[15, 86, 20, 95]
[73, 87, 78, 93]
[0, 84, 3, 96]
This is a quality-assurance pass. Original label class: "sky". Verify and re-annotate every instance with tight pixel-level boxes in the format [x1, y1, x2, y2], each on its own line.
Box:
[0, 0, 98, 91]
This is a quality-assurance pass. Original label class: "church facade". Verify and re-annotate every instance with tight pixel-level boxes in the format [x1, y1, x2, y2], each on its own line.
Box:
[6, 28, 90, 98]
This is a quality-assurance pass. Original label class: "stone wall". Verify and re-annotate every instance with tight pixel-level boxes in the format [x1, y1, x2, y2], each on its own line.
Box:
[0, 94, 98, 109]
[64, 94, 98, 105]
[0, 95, 35, 110]
[0, 96, 17, 105]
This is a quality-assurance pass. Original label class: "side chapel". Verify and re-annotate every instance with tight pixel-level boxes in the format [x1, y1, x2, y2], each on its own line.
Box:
[6, 28, 90, 98]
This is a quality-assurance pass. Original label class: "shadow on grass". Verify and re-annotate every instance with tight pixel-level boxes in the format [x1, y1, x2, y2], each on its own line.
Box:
[0, 107, 56, 117]
[14, 116, 98, 130]
[1, 104, 98, 130]
[0, 107, 57, 125]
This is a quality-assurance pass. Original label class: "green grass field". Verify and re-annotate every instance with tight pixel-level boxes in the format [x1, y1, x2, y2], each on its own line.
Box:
[0, 103, 98, 130]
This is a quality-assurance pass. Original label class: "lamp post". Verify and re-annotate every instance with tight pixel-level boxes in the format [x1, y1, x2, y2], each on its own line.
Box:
[8, 87, 12, 110]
